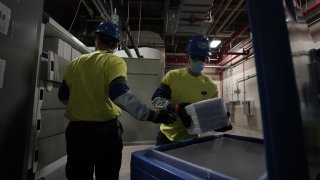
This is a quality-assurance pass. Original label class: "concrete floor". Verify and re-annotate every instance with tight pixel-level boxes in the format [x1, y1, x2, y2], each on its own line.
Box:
[46, 145, 154, 180]
[119, 144, 154, 180]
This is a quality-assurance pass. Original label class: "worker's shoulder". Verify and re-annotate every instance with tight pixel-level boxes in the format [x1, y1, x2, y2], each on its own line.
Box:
[107, 54, 126, 65]
[108, 53, 124, 61]
[71, 52, 94, 62]
[166, 68, 186, 76]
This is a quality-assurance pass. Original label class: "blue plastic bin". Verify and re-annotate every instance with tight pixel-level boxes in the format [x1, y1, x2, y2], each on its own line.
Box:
[131, 134, 267, 180]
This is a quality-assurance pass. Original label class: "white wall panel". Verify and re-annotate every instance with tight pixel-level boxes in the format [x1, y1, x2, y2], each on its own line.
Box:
[120, 58, 162, 144]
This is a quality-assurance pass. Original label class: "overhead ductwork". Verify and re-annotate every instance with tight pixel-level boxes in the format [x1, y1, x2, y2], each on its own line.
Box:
[166, 0, 215, 36]
[122, 30, 165, 47]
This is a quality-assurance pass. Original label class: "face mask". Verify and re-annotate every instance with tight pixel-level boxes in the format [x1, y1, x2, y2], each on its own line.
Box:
[188, 60, 204, 74]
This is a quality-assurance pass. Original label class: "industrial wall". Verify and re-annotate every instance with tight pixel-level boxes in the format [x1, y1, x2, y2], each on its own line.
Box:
[222, 57, 262, 131]
[115, 47, 166, 78]
[0, 0, 43, 179]
[219, 12, 320, 135]
[119, 58, 163, 144]
[115, 48, 166, 144]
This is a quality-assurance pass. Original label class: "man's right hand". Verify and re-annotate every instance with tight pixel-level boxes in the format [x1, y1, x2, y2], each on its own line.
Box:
[176, 103, 192, 128]
[165, 103, 192, 128]
[150, 110, 176, 125]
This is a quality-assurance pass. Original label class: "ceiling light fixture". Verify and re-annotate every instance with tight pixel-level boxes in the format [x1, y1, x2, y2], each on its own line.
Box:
[210, 40, 221, 48]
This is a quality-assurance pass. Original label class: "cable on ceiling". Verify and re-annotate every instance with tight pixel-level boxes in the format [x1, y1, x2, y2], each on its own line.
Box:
[69, 0, 82, 32]
[126, 0, 130, 46]
[137, 0, 142, 47]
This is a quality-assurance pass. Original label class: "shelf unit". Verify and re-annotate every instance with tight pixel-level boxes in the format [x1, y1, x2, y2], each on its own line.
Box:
[44, 17, 90, 54]
[31, 15, 90, 179]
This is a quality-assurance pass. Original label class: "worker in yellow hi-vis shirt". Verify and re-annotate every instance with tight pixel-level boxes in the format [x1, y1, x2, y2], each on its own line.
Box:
[58, 21, 176, 180]
[151, 35, 232, 146]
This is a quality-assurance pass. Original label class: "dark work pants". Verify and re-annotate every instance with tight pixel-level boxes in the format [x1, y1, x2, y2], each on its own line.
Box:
[156, 130, 173, 146]
[65, 119, 123, 180]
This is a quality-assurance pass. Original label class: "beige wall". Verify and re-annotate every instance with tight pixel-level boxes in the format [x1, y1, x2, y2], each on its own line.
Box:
[222, 57, 263, 133]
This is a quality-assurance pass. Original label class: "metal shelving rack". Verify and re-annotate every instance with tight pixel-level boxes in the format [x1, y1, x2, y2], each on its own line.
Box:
[43, 16, 90, 54]
[29, 14, 91, 179]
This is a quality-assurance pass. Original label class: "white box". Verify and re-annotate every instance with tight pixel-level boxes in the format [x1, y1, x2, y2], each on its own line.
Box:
[242, 100, 255, 115]
[43, 38, 65, 58]
[63, 43, 72, 61]
[185, 98, 230, 134]
[0, 2, 11, 35]
[43, 38, 72, 61]
[71, 48, 82, 60]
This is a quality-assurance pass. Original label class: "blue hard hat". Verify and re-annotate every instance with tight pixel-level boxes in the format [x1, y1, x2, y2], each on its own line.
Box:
[185, 35, 211, 57]
[95, 21, 121, 42]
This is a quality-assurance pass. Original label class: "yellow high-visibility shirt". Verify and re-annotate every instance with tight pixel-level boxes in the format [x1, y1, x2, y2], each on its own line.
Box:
[160, 68, 218, 142]
[63, 50, 127, 122]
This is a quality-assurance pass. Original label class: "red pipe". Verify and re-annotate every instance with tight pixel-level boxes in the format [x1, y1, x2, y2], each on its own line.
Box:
[218, 46, 253, 66]
[303, 1, 320, 16]
[218, 54, 240, 66]
[215, 1, 320, 94]
[217, 1, 318, 66]
[215, 21, 249, 64]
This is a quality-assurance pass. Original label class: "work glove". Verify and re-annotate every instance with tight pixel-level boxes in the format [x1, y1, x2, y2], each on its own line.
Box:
[156, 100, 192, 128]
[214, 112, 233, 132]
[149, 110, 176, 125]
[170, 103, 192, 128]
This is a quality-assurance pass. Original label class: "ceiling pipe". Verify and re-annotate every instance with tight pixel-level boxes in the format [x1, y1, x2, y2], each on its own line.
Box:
[224, 51, 249, 55]
[165, 54, 228, 69]
[216, 0, 317, 68]
[165, 51, 249, 69]
[217, 0, 317, 66]
[223, 6, 245, 32]
[211, 0, 225, 21]
[209, 32, 248, 38]
[223, 37, 252, 55]
[91, 0, 104, 15]
[113, 0, 142, 57]
[230, 53, 254, 68]
[215, 0, 244, 34]
[218, 47, 254, 66]
[166, 53, 186, 56]
[180, 14, 211, 23]
[122, 22, 142, 57]
[218, 54, 240, 66]
[212, 50, 249, 56]
[204, 65, 228, 69]
[207, 0, 233, 35]
[164, 0, 170, 38]
[166, 46, 254, 69]
[303, 1, 320, 16]
[96, 0, 112, 19]
[165, 63, 227, 69]
[82, 0, 94, 18]
[215, 21, 249, 64]
[120, 41, 133, 58]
